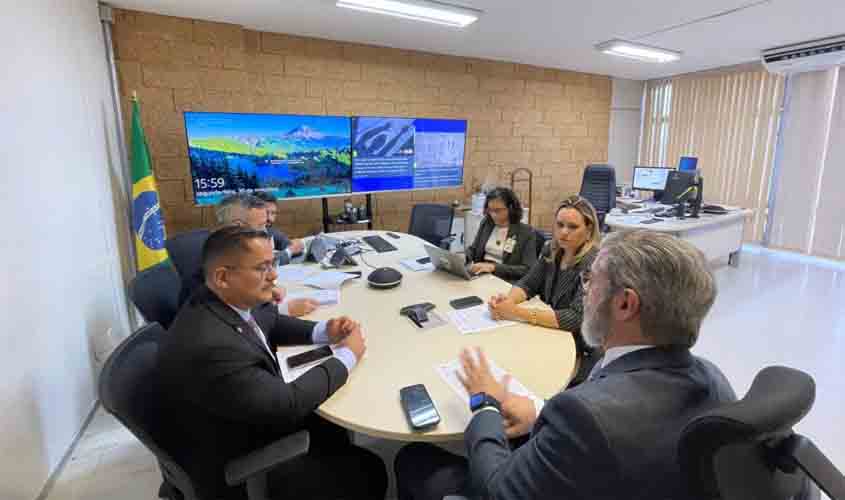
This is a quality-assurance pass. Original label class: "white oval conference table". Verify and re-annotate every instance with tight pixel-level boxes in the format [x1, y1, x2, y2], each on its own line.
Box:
[277, 231, 577, 443]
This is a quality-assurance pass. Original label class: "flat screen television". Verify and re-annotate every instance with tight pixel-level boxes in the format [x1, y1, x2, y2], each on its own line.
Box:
[183, 112, 353, 205]
[350, 116, 467, 194]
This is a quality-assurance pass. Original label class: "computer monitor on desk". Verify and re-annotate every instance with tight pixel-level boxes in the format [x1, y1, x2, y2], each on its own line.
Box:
[663, 170, 703, 217]
[679, 156, 699, 172]
[632, 166, 671, 201]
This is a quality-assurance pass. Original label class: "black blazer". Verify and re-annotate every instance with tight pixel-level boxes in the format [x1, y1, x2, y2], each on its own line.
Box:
[464, 347, 737, 500]
[156, 286, 348, 500]
[465, 219, 537, 283]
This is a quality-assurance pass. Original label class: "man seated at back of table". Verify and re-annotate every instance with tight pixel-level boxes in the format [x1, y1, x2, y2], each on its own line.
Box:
[157, 225, 387, 500]
[177, 193, 317, 317]
[395, 229, 737, 499]
[252, 190, 305, 259]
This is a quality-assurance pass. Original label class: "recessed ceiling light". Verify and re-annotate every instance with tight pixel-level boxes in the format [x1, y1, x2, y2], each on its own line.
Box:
[595, 39, 682, 63]
[336, 0, 481, 28]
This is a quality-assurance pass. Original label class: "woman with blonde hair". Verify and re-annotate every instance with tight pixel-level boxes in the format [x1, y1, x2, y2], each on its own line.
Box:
[489, 195, 602, 384]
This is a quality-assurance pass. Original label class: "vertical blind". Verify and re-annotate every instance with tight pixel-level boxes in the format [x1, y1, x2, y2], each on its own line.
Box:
[768, 67, 845, 260]
[640, 68, 785, 242]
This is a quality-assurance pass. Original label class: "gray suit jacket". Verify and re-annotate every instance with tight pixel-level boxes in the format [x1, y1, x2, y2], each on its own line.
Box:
[269, 227, 292, 264]
[464, 346, 736, 500]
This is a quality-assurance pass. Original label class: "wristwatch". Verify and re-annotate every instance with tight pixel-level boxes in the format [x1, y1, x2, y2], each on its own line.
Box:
[469, 392, 502, 413]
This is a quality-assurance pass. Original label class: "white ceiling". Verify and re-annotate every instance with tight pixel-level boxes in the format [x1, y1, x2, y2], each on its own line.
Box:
[109, 0, 845, 80]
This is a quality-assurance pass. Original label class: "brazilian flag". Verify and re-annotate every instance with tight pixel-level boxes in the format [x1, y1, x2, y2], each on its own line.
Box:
[130, 98, 169, 271]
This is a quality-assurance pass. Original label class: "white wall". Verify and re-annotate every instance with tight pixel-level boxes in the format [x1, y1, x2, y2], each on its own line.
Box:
[0, 2, 133, 499]
[608, 78, 645, 185]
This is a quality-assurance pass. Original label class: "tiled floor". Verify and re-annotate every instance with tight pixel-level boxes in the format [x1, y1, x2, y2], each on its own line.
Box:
[44, 246, 844, 500]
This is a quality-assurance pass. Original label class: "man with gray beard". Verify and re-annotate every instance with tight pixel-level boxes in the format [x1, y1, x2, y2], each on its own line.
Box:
[395, 230, 737, 500]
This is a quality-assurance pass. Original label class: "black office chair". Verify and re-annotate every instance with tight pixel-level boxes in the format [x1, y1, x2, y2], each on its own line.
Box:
[534, 228, 551, 258]
[165, 229, 210, 281]
[579, 164, 616, 230]
[99, 323, 311, 500]
[679, 366, 845, 500]
[128, 262, 182, 329]
[409, 204, 455, 249]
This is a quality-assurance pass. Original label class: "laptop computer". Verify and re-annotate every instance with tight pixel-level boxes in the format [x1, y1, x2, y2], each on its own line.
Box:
[423, 245, 481, 281]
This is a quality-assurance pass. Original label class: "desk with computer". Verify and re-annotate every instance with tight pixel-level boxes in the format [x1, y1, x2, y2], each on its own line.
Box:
[607, 157, 752, 266]
[621, 157, 729, 220]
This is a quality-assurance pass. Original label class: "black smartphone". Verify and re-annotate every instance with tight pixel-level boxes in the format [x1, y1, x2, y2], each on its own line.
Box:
[286, 346, 333, 368]
[399, 384, 440, 430]
[416, 257, 431, 264]
[449, 295, 484, 310]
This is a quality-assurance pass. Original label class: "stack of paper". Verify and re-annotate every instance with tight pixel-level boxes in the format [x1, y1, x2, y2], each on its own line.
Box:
[399, 257, 435, 272]
[275, 265, 314, 284]
[303, 271, 358, 290]
[447, 304, 516, 335]
[435, 357, 536, 404]
[285, 289, 340, 306]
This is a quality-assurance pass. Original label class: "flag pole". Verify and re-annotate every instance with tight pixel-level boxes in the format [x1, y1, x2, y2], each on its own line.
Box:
[100, 3, 140, 327]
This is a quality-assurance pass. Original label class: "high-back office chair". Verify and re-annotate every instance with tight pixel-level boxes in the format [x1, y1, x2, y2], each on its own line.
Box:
[679, 366, 845, 500]
[409, 204, 455, 249]
[165, 229, 210, 281]
[99, 323, 311, 500]
[534, 228, 551, 258]
[128, 262, 182, 329]
[578, 164, 616, 230]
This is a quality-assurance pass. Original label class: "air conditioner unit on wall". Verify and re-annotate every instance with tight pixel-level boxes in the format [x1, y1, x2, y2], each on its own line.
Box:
[762, 35, 845, 75]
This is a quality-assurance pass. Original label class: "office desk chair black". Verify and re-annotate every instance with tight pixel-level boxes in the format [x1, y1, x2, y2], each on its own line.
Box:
[409, 203, 455, 249]
[534, 228, 551, 258]
[579, 164, 616, 231]
[128, 262, 182, 329]
[99, 323, 310, 500]
[679, 366, 845, 500]
[165, 229, 210, 281]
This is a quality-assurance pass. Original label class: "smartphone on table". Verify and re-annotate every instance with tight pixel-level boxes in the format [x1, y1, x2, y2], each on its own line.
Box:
[286, 346, 333, 368]
[399, 384, 441, 430]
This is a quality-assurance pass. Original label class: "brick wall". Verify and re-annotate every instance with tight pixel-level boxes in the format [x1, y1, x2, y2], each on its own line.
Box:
[112, 9, 611, 237]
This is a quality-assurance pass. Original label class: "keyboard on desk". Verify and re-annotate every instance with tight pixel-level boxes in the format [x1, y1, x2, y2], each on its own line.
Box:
[362, 235, 397, 253]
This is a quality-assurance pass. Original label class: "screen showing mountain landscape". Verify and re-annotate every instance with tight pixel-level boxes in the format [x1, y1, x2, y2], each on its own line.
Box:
[183, 112, 353, 205]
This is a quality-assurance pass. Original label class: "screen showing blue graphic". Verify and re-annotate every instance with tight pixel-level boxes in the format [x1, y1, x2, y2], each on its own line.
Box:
[351, 117, 467, 193]
[183, 112, 352, 205]
[679, 156, 699, 172]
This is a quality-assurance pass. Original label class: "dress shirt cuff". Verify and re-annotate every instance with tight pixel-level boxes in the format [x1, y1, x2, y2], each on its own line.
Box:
[278, 301, 289, 316]
[532, 396, 545, 418]
[285, 247, 293, 259]
[311, 320, 329, 344]
[332, 347, 357, 372]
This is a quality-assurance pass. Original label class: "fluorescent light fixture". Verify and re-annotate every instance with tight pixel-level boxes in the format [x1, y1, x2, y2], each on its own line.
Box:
[336, 0, 481, 28]
[595, 39, 682, 63]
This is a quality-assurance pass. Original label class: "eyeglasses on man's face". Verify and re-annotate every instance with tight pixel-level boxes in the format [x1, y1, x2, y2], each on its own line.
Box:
[225, 254, 280, 280]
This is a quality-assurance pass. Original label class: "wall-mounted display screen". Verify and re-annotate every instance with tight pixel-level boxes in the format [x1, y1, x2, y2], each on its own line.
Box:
[350, 116, 467, 193]
[183, 112, 467, 205]
[183, 112, 352, 205]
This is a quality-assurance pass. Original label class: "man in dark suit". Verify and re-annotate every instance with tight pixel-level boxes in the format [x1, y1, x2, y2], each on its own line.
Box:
[252, 191, 305, 261]
[157, 225, 387, 500]
[395, 229, 736, 500]
[175, 193, 317, 317]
